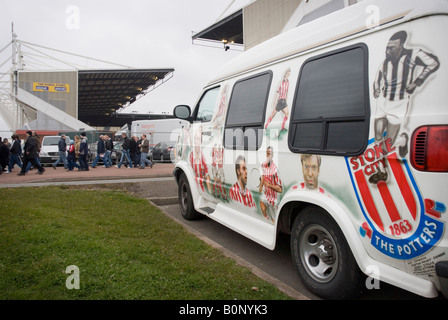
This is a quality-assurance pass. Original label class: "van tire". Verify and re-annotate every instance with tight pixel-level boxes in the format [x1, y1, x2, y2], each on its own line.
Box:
[178, 173, 201, 220]
[290, 206, 364, 299]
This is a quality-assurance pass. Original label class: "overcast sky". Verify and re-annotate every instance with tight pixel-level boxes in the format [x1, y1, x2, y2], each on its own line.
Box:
[0, 0, 250, 133]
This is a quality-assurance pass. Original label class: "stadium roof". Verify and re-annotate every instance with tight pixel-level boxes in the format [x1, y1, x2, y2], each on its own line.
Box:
[77, 68, 174, 127]
[192, 9, 243, 46]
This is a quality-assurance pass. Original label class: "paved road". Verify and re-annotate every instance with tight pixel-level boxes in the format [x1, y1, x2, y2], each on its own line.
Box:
[159, 201, 317, 300]
[159, 203, 435, 300]
[0, 163, 436, 300]
[0, 162, 175, 188]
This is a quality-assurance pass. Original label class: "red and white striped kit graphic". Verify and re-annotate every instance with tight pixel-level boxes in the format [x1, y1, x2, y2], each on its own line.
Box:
[260, 160, 282, 206]
[229, 182, 256, 208]
[349, 139, 418, 233]
[190, 152, 208, 192]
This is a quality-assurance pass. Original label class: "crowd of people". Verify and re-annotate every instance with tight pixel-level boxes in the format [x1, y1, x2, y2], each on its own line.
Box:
[0, 131, 154, 176]
[0, 131, 45, 175]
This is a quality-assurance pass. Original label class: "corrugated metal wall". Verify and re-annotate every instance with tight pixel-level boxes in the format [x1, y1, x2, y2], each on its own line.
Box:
[18, 70, 78, 118]
[242, 0, 358, 50]
[243, 0, 302, 50]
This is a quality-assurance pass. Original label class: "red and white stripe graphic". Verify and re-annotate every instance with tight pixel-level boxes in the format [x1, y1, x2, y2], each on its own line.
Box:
[260, 161, 282, 206]
[354, 151, 418, 232]
[190, 152, 208, 192]
[229, 182, 256, 208]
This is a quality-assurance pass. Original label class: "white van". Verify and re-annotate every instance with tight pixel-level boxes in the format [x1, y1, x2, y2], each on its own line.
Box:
[172, 0, 448, 299]
[39, 135, 70, 165]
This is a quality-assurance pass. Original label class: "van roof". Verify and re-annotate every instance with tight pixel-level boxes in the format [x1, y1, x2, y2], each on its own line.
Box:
[207, 0, 448, 85]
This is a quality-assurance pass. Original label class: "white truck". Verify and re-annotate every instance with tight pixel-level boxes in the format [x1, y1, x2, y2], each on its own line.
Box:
[130, 119, 188, 146]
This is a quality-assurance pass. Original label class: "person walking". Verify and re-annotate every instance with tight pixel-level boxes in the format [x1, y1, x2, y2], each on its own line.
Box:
[103, 135, 113, 168]
[18, 131, 45, 175]
[66, 139, 80, 170]
[139, 134, 153, 169]
[0, 138, 10, 173]
[73, 135, 81, 170]
[91, 135, 105, 168]
[52, 134, 68, 169]
[116, 133, 133, 168]
[78, 132, 89, 171]
[24, 131, 43, 173]
[130, 135, 139, 168]
[136, 136, 143, 166]
[7, 134, 22, 173]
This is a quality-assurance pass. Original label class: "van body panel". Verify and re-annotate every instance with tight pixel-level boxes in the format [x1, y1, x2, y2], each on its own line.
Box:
[174, 0, 448, 298]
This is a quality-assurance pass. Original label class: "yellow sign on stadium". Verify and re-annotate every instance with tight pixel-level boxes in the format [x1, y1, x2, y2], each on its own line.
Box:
[33, 82, 70, 93]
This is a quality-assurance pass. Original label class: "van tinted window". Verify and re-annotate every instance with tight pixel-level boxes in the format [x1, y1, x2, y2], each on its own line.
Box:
[289, 45, 369, 155]
[225, 72, 272, 150]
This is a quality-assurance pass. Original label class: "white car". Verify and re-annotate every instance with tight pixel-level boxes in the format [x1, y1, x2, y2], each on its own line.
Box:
[39, 135, 70, 165]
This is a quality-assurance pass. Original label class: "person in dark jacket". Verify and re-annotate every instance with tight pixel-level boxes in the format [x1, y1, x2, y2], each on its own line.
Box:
[18, 131, 45, 175]
[78, 132, 89, 171]
[103, 135, 113, 168]
[116, 133, 133, 168]
[0, 137, 10, 173]
[66, 139, 80, 171]
[7, 134, 22, 173]
[129, 136, 138, 168]
[52, 134, 68, 169]
[139, 134, 153, 169]
[91, 135, 105, 168]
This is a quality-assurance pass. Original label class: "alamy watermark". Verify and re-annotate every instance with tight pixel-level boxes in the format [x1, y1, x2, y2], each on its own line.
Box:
[365, 5, 380, 30]
[66, 265, 80, 290]
[365, 264, 381, 290]
[66, 5, 80, 30]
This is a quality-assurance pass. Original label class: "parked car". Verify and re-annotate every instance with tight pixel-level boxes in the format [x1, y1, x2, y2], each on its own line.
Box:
[147, 146, 154, 161]
[87, 142, 97, 164]
[112, 141, 122, 164]
[39, 135, 70, 166]
[152, 142, 174, 162]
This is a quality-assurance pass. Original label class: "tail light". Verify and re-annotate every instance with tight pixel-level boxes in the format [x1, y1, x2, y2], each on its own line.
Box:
[411, 125, 448, 172]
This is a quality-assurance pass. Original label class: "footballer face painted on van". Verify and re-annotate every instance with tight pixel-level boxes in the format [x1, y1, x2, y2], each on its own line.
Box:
[301, 154, 320, 190]
[236, 156, 248, 186]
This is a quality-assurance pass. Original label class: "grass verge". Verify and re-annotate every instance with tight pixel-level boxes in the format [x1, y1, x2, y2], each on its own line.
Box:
[0, 186, 292, 300]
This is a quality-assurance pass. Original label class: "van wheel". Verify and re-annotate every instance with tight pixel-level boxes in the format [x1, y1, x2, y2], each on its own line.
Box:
[178, 173, 201, 220]
[290, 206, 364, 299]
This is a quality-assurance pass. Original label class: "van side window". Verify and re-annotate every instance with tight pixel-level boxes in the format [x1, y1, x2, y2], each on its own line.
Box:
[194, 86, 220, 122]
[224, 72, 272, 150]
[289, 44, 369, 155]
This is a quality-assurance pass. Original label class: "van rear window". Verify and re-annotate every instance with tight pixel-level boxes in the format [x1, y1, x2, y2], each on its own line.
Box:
[289, 44, 369, 155]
